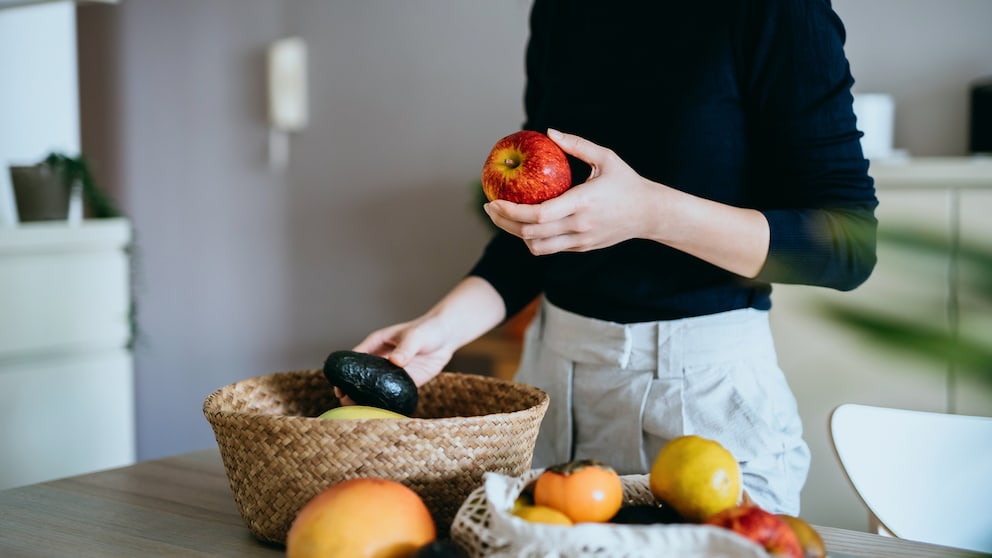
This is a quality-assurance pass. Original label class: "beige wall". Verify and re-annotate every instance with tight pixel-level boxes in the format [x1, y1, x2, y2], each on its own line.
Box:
[78, 0, 991, 531]
[834, 0, 992, 156]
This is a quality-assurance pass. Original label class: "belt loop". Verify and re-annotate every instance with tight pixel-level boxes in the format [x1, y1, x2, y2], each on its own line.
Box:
[619, 324, 633, 369]
[669, 320, 683, 380]
[653, 322, 663, 379]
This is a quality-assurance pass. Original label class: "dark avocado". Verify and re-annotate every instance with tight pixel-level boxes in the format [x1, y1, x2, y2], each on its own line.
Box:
[322, 350, 419, 416]
[609, 503, 684, 525]
[412, 540, 469, 558]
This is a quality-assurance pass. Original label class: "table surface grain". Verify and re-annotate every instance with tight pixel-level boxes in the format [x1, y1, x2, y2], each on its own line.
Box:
[0, 449, 985, 558]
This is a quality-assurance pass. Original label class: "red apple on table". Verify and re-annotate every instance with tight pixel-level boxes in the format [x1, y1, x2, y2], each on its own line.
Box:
[704, 505, 803, 558]
[481, 130, 572, 204]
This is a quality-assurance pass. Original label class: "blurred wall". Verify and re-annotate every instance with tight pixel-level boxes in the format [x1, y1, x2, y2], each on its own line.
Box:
[77, 0, 992, 530]
[834, 0, 992, 156]
[79, 0, 531, 461]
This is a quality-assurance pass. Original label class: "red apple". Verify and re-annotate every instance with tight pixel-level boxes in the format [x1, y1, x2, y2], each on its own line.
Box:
[481, 130, 571, 204]
[704, 505, 803, 558]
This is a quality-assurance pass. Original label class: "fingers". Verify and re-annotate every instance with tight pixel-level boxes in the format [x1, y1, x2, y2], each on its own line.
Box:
[547, 128, 614, 168]
[333, 387, 357, 406]
[353, 327, 399, 357]
[388, 326, 430, 367]
[485, 194, 575, 226]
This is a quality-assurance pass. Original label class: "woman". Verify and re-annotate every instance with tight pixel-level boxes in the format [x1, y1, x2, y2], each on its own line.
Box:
[350, 0, 877, 515]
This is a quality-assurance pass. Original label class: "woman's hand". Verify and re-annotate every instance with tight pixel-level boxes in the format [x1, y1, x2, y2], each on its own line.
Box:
[484, 128, 770, 278]
[484, 128, 662, 255]
[335, 277, 506, 404]
[334, 317, 453, 405]
[353, 315, 455, 388]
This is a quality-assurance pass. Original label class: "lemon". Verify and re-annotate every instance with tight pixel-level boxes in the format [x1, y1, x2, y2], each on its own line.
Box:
[512, 504, 574, 526]
[649, 435, 741, 522]
[512, 492, 534, 513]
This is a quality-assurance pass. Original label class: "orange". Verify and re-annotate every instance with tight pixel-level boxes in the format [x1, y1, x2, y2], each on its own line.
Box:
[286, 477, 435, 558]
[533, 460, 624, 523]
[649, 435, 741, 522]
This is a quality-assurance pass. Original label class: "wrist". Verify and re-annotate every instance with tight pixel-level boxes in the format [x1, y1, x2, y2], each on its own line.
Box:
[427, 276, 506, 352]
[643, 181, 686, 246]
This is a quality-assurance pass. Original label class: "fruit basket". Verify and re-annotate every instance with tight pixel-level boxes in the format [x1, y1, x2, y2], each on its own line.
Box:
[202, 369, 549, 544]
[450, 469, 767, 558]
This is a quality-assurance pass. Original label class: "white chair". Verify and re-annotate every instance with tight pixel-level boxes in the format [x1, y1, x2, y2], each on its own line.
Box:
[829, 403, 992, 554]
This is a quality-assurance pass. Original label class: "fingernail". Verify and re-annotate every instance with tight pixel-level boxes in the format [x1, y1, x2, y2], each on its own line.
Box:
[547, 128, 563, 140]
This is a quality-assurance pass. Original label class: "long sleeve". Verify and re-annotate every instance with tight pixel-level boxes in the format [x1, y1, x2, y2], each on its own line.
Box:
[743, 0, 878, 290]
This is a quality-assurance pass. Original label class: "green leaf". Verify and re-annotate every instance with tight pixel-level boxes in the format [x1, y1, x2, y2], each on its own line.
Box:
[819, 303, 992, 385]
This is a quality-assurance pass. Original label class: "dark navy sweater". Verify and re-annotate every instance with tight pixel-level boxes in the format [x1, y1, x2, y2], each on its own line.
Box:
[470, 0, 879, 324]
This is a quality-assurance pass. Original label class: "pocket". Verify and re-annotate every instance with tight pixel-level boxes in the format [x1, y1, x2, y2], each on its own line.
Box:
[641, 376, 687, 465]
[679, 361, 794, 463]
[572, 363, 654, 475]
[516, 331, 574, 470]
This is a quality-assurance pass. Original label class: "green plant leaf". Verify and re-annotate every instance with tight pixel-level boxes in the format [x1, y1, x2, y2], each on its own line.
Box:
[819, 303, 992, 385]
[42, 152, 122, 219]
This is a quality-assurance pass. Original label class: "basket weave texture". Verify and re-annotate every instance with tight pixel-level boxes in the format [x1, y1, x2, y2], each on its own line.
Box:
[202, 369, 549, 544]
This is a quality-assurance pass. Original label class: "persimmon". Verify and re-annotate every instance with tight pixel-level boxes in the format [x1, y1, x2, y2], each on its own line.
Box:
[532, 459, 623, 523]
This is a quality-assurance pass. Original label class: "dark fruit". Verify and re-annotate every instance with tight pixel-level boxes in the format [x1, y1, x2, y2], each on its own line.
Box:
[609, 504, 684, 525]
[412, 540, 469, 558]
[323, 350, 418, 416]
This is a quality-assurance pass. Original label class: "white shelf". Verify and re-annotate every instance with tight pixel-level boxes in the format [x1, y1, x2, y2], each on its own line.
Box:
[0, 217, 130, 253]
[0, 217, 135, 489]
[872, 156, 992, 190]
[0, 0, 117, 10]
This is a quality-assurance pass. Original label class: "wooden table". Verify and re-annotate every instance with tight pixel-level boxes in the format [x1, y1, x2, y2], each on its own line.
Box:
[0, 449, 985, 557]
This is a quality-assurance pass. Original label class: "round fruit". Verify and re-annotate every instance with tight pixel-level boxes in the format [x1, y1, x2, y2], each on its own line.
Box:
[323, 350, 419, 416]
[609, 504, 684, 525]
[286, 477, 435, 558]
[649, 435, 741, 522]
[412, 540, 470, 558]
[532, 460, 624, 524]
[777, 514, 827, 558]
[480, 130, 572, 204]
[512, 504, 574, 526]
[512, 492, 534, 513]
[705, 505, 802, 558]
[318, 405, 407, 420]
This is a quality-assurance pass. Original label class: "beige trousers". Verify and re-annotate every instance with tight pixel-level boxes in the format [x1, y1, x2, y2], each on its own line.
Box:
[514, 297, 810, 515]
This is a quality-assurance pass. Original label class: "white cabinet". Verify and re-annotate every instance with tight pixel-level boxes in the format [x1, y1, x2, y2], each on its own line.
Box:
[770, 157, 992, 530]
[0, 218, 135, 489]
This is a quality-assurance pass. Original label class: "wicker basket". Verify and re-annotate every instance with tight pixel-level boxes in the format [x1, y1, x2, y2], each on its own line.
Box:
[202, 369, 549, 544]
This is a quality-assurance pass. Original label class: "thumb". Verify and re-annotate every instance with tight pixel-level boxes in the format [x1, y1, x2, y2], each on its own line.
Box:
[547, 128, 612, 167]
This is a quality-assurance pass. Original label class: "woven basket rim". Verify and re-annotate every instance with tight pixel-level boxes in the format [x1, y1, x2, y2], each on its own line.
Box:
[202, 369, 549, 421]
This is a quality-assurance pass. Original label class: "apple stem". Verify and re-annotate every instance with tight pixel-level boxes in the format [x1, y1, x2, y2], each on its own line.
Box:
[504, 158, 519, 169]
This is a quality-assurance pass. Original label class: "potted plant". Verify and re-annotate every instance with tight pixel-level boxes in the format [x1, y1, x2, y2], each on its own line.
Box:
[9, 152, 121, 221]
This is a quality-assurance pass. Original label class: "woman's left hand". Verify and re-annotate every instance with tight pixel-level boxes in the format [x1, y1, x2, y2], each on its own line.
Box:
[483, 128, 663, 255]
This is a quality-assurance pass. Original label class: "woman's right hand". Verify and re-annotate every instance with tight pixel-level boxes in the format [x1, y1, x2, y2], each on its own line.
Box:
[334, 276, 507, 404]
[353, 315, 455, 388]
